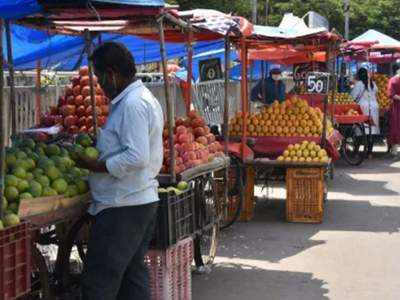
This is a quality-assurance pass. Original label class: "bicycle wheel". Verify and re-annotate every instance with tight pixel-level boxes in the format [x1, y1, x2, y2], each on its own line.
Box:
[220, 158, 246, 230]
[55, 214, 92, 290]
[193, 175, 219, 268]
[340, 123, 367, 166]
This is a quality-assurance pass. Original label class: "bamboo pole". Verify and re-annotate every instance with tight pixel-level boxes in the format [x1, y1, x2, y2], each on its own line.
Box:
[35, 60, 42, 124]
[223, 36, 230, 155]
[0, 20, 5, 219]
[186, 23, 193, 114]
[261, 61, 266, 101]
[321, 43, 332, 148]
[158, 17, 176, 183]
[84, 29, 98, 137]
[240, 39, 248, 160]
[5, 21, 16, 137]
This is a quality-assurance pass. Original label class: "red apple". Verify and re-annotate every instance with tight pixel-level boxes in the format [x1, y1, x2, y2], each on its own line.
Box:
[75, 95, 84, 106]
[80, 76, 90, 86]
[68, 125, 79, 134]
[194, 127, 205, 137]
[65, 85, 73, 96]
[73, 85, 81, 97]
[83, 96, 92, 107]
[81, 86, 91, 97]
[71, 75, 80, 87]
[176, 125, 187, 135]
[78, 116, 86, 127]
[79, 66, 89, 76]
[64, 115, 78, 128]
[60, 105, 76, 117]
[67, 95, 76, 105]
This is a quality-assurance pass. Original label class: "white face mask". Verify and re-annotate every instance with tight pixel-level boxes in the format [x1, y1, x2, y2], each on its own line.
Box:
[272, 74, 281, 81]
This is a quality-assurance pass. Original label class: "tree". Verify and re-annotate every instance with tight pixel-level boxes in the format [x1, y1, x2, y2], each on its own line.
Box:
[169, 0, 400, 40]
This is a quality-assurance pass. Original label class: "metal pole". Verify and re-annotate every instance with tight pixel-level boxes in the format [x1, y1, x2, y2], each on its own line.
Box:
[5, 21, 16, 137]
[84, 29, 98, 136]
[35, 60, 42, 124]
[158, 17, 176, 183]
[0, 19, 5, 219]
[252, 0, 258, 24]
[344, 0, 350, 40]
[265, 0, 270, 25]
[186, 23, 193, 115]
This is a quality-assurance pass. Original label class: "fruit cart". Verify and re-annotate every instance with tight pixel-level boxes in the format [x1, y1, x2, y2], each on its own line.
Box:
[220, 26, 343, 222]
[341, 40, 400, 153]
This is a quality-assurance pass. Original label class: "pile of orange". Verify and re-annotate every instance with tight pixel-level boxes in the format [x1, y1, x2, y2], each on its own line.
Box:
[373, 73, 391, 109]
[229, 97, 334, 137]
[328, 92, 354, 104]
[277, 141, 329, 163]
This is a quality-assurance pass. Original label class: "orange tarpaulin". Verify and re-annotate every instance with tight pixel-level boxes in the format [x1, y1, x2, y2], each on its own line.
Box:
[244, 44, 328, 64]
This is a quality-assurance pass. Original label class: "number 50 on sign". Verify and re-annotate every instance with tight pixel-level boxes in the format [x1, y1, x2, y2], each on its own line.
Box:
[306, 72, 330, 94]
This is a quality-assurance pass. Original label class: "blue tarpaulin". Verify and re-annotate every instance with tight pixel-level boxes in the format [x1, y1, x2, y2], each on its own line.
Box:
[0, 0, 164, 20]
[0, 0, 42, 20]
[4, 25, 224, 71]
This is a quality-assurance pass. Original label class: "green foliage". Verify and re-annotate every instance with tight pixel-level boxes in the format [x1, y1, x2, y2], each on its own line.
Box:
[169, 0, 400, 40]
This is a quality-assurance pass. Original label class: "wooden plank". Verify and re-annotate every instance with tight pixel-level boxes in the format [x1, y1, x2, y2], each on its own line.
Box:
[19, 193, 91, 219]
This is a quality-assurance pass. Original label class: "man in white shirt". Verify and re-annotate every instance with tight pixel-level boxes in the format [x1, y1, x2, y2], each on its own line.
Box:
[80, 42, 164, 300]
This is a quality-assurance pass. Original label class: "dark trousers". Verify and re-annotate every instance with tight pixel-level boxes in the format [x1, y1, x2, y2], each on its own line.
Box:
[82, 202, 158, 300]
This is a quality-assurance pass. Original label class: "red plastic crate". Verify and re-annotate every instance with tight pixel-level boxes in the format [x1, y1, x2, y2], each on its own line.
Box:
[146, 237, 193, 300]
[0, 222, 31, 300]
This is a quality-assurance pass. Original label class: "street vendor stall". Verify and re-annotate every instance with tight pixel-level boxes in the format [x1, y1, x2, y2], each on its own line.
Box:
[0, 2, 248, 299]
[224, 19, 343, 224]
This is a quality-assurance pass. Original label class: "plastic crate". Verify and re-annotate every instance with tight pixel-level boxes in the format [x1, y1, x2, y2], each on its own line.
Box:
[0, 222, 31, 300]
[151, 190, 195, 249]
[146, 237, 193, 300]
[286, 167, 325, 223]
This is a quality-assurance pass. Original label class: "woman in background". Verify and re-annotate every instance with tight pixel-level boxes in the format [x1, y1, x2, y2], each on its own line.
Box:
[351, 67, 380, 158]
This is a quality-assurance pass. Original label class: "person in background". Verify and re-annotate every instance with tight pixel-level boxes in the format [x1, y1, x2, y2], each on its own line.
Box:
[351, 67, 380, 158]
[79, 42, 164, 300]
[338, 64, 350, 93]
[251, 68, 286, 105]
[388, 62, 400, 157]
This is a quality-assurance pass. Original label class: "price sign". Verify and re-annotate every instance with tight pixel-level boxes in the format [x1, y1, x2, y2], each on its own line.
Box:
[305, 72, 330, 94]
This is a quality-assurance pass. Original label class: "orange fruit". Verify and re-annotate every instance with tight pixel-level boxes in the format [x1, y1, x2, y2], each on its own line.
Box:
[283, 127, 289, 135]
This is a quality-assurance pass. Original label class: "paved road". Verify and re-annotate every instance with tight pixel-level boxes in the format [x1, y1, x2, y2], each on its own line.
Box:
[193, 153, 400, 300]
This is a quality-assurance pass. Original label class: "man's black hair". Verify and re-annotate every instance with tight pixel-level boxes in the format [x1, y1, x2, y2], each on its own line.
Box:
[89, 42, 136, 79]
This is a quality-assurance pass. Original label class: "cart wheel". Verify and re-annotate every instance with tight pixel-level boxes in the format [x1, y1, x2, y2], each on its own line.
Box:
[193, 175, 220, 269]
[220, 157, 246, 230]
[30, 245, 55, 300]
[55, 214, 92, 290]
[194, 223, 219, 270]
[340, 123, 367, 166]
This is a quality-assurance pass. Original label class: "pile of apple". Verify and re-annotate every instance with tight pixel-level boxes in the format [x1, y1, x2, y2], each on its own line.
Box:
[161, 111, 223, 174]
[40, 66, 109, 134]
